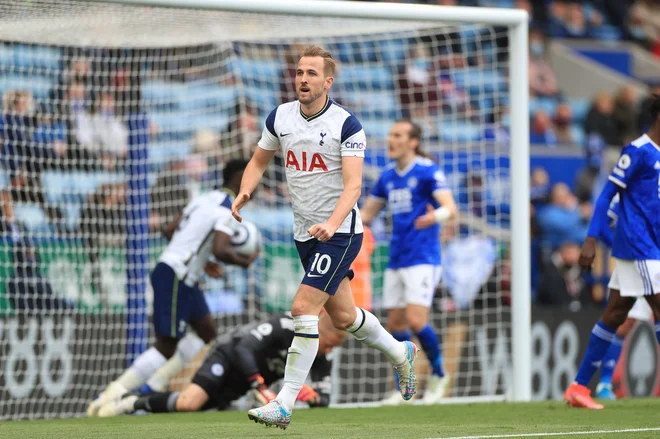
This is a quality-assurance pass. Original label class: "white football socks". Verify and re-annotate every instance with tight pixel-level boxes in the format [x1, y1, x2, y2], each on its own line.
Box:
[146, 334, 206, 392]
[114, 347, 167, 391]
[276, 315, 319, 412]
[347, 307, 407, 366]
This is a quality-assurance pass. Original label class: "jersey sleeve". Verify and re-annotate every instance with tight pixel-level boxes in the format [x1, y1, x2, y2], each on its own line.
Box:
[340, 115, 366, 158]
[212, 208, 235, 236]
[257, 107, 280, 151]
[608, 145, 644, 189]
[369, 172, 388, 202]
[427, 165, 450, 196]
[232, 316, 293, 379]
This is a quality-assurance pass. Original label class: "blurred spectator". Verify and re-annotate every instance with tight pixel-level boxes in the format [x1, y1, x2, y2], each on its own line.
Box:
[90, 91, 128, 170]
[639, 84, 660, 132]
[2, 91, 65, 225]
[150, 160, 190, 232]
[529, 110, 558, 145]
[536, 241, 589, 310]
[0, 191, 74, 311]
[584, 91, 618, 146]
[575, 139, 604, 204]
[397, 43, 439, 116]
[555, 2, 600, 39]
[528, 29, 559, 98]
[553, 102, 575, 144]
[530, 167, 550, 208]
[629, 0, 660, 54]
[612, 86, 639, 145]
[482, 107, 510, 145]
[536, 183, 588, 248]
[79, 182, 127, 307]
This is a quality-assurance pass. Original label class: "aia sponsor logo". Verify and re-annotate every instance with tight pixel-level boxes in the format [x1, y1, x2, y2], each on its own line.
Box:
[286, 150, 328, 172]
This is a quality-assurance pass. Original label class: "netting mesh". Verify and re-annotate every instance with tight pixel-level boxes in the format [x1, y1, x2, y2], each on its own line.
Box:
[0, 0, 513, 419]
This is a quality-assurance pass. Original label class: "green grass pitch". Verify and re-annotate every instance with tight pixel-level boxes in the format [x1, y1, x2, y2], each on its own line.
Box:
[4, 400, 660, 439]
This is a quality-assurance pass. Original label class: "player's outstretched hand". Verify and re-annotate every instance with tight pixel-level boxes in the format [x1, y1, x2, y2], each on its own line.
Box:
[579, 236, 597, 270]
[308, 222, 338, 242]
[231, 193, 250, 222]
[414, 204, 437, 230]
[204, 261, 224, 279]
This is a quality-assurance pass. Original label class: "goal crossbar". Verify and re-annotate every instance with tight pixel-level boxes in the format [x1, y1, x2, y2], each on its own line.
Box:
[90, 0, 532, 403]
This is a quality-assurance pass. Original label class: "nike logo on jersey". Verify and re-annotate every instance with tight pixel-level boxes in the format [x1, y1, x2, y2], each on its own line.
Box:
[280, 133, 290, 137]
[307, 273, 322, 278]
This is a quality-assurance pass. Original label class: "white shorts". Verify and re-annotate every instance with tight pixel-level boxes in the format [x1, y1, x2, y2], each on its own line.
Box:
[628, 298, 653, 321]
[608, 259, 660, 297]
[383, 265, 442, 309]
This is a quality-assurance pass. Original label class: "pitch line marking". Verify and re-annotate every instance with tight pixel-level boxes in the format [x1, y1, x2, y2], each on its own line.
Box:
[429, 427, 660, 439]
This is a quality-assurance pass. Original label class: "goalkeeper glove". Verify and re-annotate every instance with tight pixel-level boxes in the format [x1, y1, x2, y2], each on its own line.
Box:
[297, 384, 325, 407]
[248, 374, 276, 405]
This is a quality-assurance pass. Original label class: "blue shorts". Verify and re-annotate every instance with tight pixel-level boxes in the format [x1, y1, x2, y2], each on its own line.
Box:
[295, 233, 363, 295]
[151, 262, 210, 339]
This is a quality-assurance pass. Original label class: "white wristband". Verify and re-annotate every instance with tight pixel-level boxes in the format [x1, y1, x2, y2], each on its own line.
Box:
[433, 207, 451, 224]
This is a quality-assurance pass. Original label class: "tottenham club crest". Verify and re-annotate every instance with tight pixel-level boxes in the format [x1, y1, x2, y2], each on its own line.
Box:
[319, 131, 326, 146]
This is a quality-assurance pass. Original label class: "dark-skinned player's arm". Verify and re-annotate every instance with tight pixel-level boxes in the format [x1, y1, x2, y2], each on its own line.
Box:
[580, 181, 618, 269]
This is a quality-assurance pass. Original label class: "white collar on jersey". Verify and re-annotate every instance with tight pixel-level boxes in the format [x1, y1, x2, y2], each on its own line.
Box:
[394, 156, 421, 177]
[641, 133, 660, 152]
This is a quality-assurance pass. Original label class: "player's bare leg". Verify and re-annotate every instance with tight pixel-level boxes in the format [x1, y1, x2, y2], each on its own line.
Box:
[99, 383, 210, 417]
[565, 289, 635, 409]
[327, 279, 417, 401]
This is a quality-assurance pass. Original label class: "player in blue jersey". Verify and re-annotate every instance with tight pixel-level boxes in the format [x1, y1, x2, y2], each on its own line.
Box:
[233, 46, 417, 429]
[565, 95, 660, 409]
[585, 195, 655, 400]
[361, 120, 457, 405]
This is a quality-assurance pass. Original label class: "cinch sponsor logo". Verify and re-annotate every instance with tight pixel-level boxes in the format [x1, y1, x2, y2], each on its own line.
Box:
[344, 141, 365, 150]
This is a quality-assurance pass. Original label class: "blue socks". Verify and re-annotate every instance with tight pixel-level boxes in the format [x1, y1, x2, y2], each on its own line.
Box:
[575, 321, 616, 386]
[599, 335, 623, 385]
[416, 325, 445, 378]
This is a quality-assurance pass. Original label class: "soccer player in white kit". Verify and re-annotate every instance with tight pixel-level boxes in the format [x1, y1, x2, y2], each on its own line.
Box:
[88, 160, 258, 416]
[232, 45, 418, 429]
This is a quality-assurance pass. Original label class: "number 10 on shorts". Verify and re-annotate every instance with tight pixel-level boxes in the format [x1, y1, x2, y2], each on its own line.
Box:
[309, 253, 332, 276]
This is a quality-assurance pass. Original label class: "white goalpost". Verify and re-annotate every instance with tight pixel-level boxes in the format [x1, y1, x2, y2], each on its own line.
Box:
[0, 0, 529, 419]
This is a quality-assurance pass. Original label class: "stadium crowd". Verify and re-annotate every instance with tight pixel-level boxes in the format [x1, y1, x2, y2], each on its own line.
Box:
[0, 0, 659, 314]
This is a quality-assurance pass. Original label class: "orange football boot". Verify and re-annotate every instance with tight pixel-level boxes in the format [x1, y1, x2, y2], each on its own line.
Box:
[564, 383, 604, 409]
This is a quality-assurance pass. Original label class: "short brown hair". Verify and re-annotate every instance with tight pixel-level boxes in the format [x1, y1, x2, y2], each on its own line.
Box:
[300, 45, 336, 77]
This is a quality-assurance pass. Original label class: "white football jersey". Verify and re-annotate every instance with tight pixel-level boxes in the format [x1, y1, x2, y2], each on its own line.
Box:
[258, 98, 365, 241]
[158, 189, 236, 286]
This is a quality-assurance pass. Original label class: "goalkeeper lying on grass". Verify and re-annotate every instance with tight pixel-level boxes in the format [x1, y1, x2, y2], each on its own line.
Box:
[98, 312, 346, 416]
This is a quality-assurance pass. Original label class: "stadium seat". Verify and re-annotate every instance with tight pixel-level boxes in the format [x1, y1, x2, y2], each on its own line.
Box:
[142, 80, 181, 111]
[42, 171, 124, 205]
[0, 74, 53, 99]
[243, 87, 280, 113]
[439, 123, 482, 143]
[452, 68, 506, 94]
[337, 65, 394, 91]
[528, 97, 558, 117]
[14, 203, 49, 231]
[568, 97, 591, 124]
[378, 39, 408, 64]
[360, 119, 392, 140]
[335, 91, 402, 120]
[334, 41, 379, 64]
[178, 85, 238, 112]
[148, 141, 194, 165]
[13, 45, 62, 71]
[233, 59, 282, 90]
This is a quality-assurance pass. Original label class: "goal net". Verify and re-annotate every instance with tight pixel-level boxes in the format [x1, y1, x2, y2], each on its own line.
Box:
[0, 0, 528, 419]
